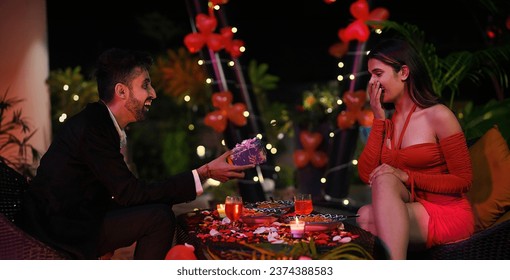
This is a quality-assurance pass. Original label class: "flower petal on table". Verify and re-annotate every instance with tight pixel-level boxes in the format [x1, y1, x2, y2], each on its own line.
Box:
[209, 228, 221, 236]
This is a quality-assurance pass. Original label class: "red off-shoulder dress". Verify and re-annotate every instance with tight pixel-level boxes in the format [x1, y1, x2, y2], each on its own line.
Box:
[357, 104, 474, 247]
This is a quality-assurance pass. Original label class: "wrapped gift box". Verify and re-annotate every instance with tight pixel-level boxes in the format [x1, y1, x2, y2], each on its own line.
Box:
[230, 137, 267, 165]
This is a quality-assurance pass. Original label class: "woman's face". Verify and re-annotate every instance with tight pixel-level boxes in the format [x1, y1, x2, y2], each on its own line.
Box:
[367, 58, 407, 103]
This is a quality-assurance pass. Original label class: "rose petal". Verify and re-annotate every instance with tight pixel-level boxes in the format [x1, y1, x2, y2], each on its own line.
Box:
[209, 229, 221, 236]
[340, 236, 352, 243]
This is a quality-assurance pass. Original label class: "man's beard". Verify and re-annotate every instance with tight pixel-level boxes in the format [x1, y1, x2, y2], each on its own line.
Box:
[125, 90, 148, 121]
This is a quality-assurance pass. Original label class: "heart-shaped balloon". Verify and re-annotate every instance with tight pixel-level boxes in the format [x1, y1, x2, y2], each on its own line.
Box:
[345, 19, 370, 42]
[227, 39, 244, 58]
[206, 33, 225, 51]
[367, 7, 390, 28]
[328, 42, 349, 58]
[195, 13, 217, 34]
[311, 151, 329, 168]
[299, 130, 323, 151]
[204, 110, 228, 133]
[212, 91, 233, 109]
[350, 0, 370, 20]
[337, 28, 351, 43]
[227, 103, 247, 126]
[368, 7, 390, 22]
[337, 110, 357, 130]
[357, 108, 374, 127]
[293, 150, 311, 168]
[220, 26, 234, 43]
[184, 33, 205, 53]
[343, 90, 367, 111]
[210, 0, 229, 5]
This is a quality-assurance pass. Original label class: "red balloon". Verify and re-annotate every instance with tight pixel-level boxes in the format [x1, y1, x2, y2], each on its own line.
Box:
[350, 0, 370, 20]
[206, 33, 225, 51]
[311, 151, 329, 168]
[368, 7, 390, 21]
[345, 19, 370, 42]
[293, 150, 311, 168]
[299, 130, 323, 151]
[204, 110, 228, 133]
[343, 90, 367, 111]
[323, 0, 336, 4]
[337, 110, 357, 130]
[227, 103, 247, 126]
[328, 42, 349, 58]
[367, 7, 390, 28]
[210, 0, 229, 5]
[212, 91, 233, 109]
[195, 13, 217, 34]
[220, 27, 234, 43]
[184, 33, 205, 53]
[357, 108, 374, 127]
[338, 28, 354, 44]
[227, 39, 244, 58]
[165, 244, 197, 260]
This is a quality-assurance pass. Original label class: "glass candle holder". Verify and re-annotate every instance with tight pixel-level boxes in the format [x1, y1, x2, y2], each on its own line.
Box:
[289, 218, 305, 238]
[216, 204, 226, 218]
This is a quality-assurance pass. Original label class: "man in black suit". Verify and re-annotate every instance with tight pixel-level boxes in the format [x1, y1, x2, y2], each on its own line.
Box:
[21, 48, 254, 259]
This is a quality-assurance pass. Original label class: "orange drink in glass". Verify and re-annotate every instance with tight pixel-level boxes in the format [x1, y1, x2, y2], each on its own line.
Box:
[294, 193, 313, 215]
[225, 196, 243, 226]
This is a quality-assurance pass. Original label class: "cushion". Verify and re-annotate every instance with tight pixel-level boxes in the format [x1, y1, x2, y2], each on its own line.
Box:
[467, 126, 510, 231]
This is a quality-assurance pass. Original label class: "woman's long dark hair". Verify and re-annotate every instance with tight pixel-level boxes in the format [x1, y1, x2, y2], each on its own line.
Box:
[368, 38, 440, 108]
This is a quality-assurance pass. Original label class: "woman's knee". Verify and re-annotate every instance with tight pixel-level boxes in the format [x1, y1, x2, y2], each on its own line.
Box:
[371, 173, 406, 196]
[356, 205, 373, 229]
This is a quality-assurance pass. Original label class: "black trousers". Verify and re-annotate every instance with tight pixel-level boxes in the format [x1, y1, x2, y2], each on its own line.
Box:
[97, 203, 175, 260]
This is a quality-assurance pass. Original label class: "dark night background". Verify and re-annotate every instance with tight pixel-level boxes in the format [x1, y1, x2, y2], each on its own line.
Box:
[46, 0, 508, 104]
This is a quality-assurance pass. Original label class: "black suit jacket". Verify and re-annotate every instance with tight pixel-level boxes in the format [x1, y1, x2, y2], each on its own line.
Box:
[21, 102, 197, 259]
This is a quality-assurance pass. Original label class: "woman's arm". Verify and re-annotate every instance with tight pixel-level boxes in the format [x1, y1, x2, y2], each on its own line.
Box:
[357, 119, 386, 184]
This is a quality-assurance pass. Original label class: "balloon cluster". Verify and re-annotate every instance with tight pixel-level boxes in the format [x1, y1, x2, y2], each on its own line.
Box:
[204, 91, 248, 133]
[337, 90, 374, 130]
[184, 12, 245, 58]
[293, 130, 329, 169]
[328, 0, 390, 58]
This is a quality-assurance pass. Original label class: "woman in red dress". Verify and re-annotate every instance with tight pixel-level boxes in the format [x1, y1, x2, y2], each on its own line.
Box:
[356, 38, 474, 259]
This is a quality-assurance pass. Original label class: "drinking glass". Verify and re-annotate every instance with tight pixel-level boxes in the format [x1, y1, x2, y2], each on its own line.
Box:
[294, 193, 313, 215]
[225, 195, 243, 227]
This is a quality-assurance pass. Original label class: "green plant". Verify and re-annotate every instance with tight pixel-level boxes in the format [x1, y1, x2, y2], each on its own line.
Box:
[459, 98, 510, 141]
[370, 20, 510, 109]
[46, 66, 98, 135]
[0, 87, 40, 177]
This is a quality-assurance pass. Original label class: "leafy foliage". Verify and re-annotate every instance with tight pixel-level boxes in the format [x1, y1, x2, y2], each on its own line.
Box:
[207, 239, 373, 260]
[46, 66, 98, 135]
[459, 98, 510, 141]
[151, 47, 211, 108]
[0, 87, 40, 177]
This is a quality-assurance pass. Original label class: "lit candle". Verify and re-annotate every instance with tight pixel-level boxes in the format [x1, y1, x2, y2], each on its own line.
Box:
[217, 204, 226, 218]
[290, 217, 305, 238]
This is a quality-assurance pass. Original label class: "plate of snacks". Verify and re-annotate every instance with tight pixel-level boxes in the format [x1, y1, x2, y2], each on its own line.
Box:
[283, 213, 355, 232]
[243, 200, 294, 215]
[240, 209, 278, 225]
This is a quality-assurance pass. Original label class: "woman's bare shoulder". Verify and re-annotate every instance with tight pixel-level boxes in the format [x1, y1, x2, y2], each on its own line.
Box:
[424, 104, 462, 138]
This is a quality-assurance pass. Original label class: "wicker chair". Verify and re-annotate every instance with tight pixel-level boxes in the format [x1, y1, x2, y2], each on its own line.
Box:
[0, 160, 70, 260]
[408, 219, 510, 260]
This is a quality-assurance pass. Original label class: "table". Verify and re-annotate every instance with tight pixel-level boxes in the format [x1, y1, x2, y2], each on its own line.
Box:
[175, 209, 388, 260]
